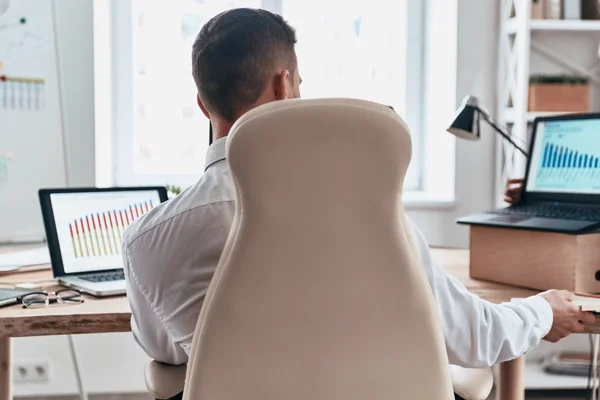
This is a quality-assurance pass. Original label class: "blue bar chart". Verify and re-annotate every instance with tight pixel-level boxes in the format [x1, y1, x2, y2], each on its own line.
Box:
[531, 119, 600, 193]
[541, 143, 600, 171]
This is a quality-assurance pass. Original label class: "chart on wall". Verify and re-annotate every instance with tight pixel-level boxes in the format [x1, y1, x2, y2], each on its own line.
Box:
[0, 0, 67, 242]
[0, 75, 45, 111]
[0, 0, 51, 57]
[0, 1, 49, 111]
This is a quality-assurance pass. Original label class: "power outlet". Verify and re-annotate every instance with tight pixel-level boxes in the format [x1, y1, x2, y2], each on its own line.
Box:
[13, 360, 50, 383]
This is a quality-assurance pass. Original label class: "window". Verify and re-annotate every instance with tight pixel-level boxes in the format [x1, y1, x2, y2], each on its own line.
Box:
[99, 0, 425, 190]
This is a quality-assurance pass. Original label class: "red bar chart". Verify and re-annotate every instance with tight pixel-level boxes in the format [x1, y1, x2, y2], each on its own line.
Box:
[68, 200, 155, 258]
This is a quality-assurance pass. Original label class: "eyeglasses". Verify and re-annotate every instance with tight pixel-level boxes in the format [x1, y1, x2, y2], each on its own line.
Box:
[20, 289, 84, 308]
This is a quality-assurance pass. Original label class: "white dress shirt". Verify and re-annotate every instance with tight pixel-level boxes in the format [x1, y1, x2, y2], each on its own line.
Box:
[123, 137, 554, 367]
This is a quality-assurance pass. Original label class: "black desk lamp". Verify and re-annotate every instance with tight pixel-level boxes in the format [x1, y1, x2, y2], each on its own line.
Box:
[447, 95, 528, 157]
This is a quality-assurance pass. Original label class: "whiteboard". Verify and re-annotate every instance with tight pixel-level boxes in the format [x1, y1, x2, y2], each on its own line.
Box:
[0, 0, 67, 242]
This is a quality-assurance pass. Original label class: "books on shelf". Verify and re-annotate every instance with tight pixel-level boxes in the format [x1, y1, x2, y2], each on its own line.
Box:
[543, 352, 598, 377]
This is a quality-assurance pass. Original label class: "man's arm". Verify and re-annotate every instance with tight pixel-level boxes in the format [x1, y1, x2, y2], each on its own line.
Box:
[404, 216, 591, 368]
[123, 241, 188, 365]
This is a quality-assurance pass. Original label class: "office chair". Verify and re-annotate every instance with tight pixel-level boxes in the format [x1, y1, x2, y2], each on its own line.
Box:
[145, 98, 493, 400]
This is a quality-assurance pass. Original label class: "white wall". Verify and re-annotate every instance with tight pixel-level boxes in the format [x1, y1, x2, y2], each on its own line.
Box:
[406, 0, 497, 248]
[54, 0, 96, 187]
[12, 1, 148, 397]
[14, 333, 149, 397]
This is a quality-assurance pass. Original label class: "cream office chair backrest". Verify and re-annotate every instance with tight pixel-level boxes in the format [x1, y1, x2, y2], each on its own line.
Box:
[183, 98, 455, 400]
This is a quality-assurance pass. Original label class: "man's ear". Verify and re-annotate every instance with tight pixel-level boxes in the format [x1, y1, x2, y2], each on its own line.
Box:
[274, 70, 291, 101]
[197, 94, 210, 119]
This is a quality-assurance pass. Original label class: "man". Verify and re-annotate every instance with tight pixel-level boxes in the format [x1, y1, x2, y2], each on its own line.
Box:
[123, 8, 593, 369]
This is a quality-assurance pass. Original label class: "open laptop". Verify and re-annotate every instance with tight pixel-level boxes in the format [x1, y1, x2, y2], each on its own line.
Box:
[39, 187, 168, 296]
[458, 113, 600, 234]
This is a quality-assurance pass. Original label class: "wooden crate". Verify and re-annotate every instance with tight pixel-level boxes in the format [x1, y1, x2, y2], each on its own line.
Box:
[528, 83, 590, 112]
[469, 226, 600, 293]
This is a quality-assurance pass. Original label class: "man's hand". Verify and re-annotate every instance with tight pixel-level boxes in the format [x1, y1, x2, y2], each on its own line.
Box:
[540, 289, 596, 342]
[505, 178, 524, 205]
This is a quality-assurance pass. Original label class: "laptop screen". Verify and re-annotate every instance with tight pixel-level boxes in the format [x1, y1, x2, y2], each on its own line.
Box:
[526, 118, 600, 195]
[48, 189, 163, 274]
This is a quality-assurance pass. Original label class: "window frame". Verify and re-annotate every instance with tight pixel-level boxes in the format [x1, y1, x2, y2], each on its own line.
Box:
[96, 0, 433, 194]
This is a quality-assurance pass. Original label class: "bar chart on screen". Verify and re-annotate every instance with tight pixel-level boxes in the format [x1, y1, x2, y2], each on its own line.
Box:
[67, 200, 155, 259]
[534, 122, 600, 191]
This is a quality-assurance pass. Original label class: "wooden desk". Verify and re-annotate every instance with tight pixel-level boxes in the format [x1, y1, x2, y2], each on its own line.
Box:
[0, 245, 130, 399]
[0, 245, 592, 400]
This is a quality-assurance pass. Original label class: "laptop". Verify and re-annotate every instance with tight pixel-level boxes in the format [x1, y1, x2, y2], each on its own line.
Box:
[458, 113, 600, 234]
[39, 187, 168, 296]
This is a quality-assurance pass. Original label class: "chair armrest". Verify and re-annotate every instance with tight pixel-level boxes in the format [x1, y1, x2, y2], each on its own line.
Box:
[145, 360, 187, 400]
[450, 365, 494, 400]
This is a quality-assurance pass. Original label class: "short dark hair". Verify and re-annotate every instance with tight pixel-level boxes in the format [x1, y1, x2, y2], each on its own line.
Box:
[192, 8, 297, 121]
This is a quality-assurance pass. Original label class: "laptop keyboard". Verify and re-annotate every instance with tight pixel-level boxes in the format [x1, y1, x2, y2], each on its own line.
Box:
[79, 271, 125, 283]
[493, 205, 600, 221]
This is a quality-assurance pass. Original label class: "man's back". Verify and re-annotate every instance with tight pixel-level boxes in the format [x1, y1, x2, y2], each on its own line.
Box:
[123, 138, 235, 365]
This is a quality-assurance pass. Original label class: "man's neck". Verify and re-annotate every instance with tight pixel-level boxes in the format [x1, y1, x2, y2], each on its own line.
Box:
[212, 120, 233, 141]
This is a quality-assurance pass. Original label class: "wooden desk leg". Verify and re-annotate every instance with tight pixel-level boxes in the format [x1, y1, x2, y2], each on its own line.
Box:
[496, 356, 525, 400]
[0, 338, 11, 400]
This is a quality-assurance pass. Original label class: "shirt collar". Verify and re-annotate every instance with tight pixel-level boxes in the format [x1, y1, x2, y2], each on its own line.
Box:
[204, 136, 228, 171]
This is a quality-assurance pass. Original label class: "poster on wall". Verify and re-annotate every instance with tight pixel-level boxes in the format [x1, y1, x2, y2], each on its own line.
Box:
[0, 0, 51, 60]
[0, 75, 45, 111]
[0, 0, 67, 242]
[0, 0, 49, 112]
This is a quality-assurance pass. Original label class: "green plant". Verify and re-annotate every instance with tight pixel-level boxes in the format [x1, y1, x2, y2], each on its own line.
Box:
[529, 74, 589, 85]
[166, 185, 182, 196]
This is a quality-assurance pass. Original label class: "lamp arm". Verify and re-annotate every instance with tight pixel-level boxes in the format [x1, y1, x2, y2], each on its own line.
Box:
[477, 108, 529, 157]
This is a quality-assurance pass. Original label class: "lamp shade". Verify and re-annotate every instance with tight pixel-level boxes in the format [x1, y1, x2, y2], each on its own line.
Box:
[447, 96, 481, 141]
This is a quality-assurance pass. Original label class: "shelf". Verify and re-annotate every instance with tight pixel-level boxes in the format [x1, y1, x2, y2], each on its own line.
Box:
[506, 18, 600, 34]
[531, 19, 600, 31]
[503, 109, 576, 123]
[506, 18, 519, 34]
[522, 362, 593, 390]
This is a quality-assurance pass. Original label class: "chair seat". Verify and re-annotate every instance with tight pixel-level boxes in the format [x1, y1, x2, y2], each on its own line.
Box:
[145, 360, 186, 400]
[450, 365, 494, 400]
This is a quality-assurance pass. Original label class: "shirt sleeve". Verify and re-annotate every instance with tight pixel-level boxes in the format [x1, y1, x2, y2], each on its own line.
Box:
[123, 236, 188, 365]
[405, 216, 554, 368]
